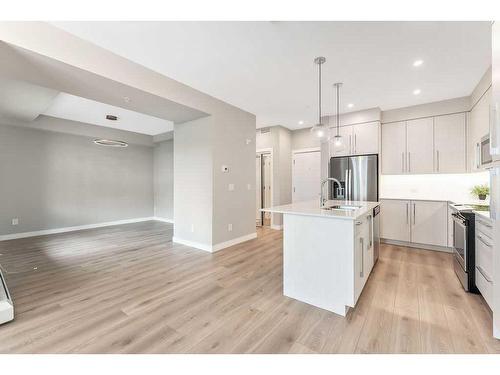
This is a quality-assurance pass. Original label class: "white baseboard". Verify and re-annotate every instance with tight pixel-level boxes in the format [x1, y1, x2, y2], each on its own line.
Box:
[172, 237, 212, 252]
[153, 217, 174, 223]
[381, 238, 452, 253]
[212, 232, 257, 252]
[0, 217, 156, 242]
[271, 224, 283, 230]
[173, 232, 257, 253]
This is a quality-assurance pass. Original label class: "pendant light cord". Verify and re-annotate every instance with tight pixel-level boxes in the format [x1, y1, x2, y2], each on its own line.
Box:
[336, 83, 340, 135]
[318, 62, 322, 125]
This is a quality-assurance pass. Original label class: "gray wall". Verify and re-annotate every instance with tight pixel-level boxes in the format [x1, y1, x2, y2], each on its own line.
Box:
[0, 123, 154, 235]
[154, 139, 174, 220]
[291, 128, 320, 150]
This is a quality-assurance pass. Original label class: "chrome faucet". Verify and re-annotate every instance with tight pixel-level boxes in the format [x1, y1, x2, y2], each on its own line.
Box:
[320, 177, 342, 207]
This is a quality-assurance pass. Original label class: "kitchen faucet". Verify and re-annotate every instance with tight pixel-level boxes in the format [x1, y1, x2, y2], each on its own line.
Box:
[320, 177, 342, 207]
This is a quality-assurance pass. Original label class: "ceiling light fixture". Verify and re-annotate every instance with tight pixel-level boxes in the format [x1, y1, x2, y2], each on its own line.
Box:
[93, 139, 128, 147]
[298, 120, 304, 125]
[310, 57, 328, 142]
[413, 59, 424, 67]
[106, 114, 118, 121]
[333, 83, 343, 147]
[347, 103, 354, 109]
[413, 89, 421, 95]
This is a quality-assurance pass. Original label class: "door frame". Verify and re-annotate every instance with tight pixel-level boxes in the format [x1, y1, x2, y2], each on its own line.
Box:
[256, 148, 274, 228]
[292, 147, 321, 203]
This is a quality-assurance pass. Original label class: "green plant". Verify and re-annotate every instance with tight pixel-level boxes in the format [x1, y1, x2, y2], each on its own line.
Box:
[471, 184, 490, 198]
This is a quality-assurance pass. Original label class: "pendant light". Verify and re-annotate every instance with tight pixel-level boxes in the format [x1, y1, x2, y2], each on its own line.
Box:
[333, 82, 343, 146]
[310, 57, 327, 141]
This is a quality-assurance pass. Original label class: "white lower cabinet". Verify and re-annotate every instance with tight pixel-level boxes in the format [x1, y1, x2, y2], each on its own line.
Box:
[475, 216, 494, 308]
[380, 199, 448, 248]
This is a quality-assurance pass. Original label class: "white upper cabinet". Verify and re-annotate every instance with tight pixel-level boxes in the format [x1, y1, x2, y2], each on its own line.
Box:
[331, 125, 354, 156]
[332, 122, 380, 157]
[406, 118, 434, 174]
[352, 121, 379, 155]
[469, 88, 491, 171]
[434, 113, 466, 173]
[381, 122, 406, 174]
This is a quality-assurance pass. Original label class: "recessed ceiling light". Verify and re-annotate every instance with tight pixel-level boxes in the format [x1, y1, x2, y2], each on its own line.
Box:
[347, 103, 354, 109]
[298, 120, 304, 125]
[413, 89, 421, 95]
[413, 59, 424, 67]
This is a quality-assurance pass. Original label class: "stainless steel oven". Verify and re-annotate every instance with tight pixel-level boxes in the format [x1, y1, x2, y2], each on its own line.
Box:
[451, 211, 477, 292]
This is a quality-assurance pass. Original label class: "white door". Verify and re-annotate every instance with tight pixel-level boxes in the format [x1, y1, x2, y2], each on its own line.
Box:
[262, 154, 272, 223]
[292, 151, 321, 203]
[410, 200, 448, 247]
[352, 121, 379, 155]
[256, 155, 262, 226]
[331, 126, 353, 156]
[381, 122, 406, 174]
[380, 199, 411, 242]
[406, 118, 434, 174]
[434, 113, 466, 173]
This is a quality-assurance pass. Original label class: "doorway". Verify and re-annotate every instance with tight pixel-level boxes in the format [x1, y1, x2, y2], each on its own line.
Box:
[256, 151, 272, 227]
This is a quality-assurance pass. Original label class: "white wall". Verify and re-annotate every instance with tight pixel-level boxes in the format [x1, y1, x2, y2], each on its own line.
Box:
[154, 139, 174, 220]
[0, 122, 154, 236]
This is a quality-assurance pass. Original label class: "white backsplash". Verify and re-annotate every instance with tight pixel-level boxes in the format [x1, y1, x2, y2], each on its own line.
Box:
[380, 171, 490, 204]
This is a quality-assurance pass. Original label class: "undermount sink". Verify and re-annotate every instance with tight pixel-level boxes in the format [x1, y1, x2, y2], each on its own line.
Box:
[322, 204, 361, 211]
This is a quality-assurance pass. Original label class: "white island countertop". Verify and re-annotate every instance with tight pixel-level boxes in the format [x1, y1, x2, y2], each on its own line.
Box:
[261, 199, 379, 221]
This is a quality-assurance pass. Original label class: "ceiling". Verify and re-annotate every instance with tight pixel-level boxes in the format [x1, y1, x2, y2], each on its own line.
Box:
[0, 77, 58, 122]
[51, 21, 492, 130]
[43, 93, 173, 136]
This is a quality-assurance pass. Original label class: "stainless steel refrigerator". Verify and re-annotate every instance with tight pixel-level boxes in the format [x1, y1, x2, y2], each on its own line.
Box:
[329, 154, 378, 202]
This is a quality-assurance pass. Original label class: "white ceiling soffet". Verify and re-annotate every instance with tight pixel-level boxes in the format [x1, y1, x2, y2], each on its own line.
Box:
[51, 21, 491, 130]
[43, 93, 174, 136]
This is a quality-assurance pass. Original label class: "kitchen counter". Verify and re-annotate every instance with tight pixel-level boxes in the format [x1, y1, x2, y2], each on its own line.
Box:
[262, 199, 379, 316]
[261, 199, 379, 221]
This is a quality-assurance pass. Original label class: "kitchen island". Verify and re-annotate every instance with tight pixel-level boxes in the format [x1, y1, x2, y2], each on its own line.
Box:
[262, 199, 380, 316]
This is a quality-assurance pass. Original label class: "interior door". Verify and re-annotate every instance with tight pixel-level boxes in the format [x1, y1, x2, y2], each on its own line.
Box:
[434, 113, 466, 173]
[381, 121, 406, 174]
[292, 151, 321, 203]
[262, 154, 272, 223]
[256, 155, 262, 226]
[406, 118, 434, 174]
[351, 122, 379, 155]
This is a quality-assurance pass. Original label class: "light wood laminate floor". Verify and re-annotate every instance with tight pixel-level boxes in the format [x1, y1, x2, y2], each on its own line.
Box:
[0, 221, 499, 354]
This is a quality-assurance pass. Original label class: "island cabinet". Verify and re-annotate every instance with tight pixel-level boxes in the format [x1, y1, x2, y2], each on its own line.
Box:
[354, 213, 374, 302]
[267, 201, 379, 317]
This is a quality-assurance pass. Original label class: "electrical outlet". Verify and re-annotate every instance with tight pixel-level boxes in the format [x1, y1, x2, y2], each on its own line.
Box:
[221, 165, 229, 173]
[191, 224, 195, 233]
[12, 218, 19, 226]
[228, 223, 233, 232]
[228, 183, 235, 191]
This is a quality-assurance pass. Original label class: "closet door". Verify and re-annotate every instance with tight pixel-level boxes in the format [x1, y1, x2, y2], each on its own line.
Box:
[406, 118, 434, 174]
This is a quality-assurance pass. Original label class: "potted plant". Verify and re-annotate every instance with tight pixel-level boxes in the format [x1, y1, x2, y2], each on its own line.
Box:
[471, 184, 490, 201]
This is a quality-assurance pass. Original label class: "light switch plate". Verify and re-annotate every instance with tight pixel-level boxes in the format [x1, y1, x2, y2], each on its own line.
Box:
[228, 184, 235, 191]
[11, 218, 18, 226]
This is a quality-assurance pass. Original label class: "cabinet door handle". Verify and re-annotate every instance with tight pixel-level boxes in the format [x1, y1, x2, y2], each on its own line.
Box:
[477, 235, 492, 247]
[360, 237, 364, 278]
[477, 266, 492, 283]
[408, 152, 411, 173]
[354, 134, 357, 154]
[349, 135, 352, 154]
[436, 150, 440, 172]
[402, 152, 405, 173]
[406, 203, 409, 224]
[368, 215, 373, 247]
[413, 203, 416, 224]
[476, 143, 481, 169]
